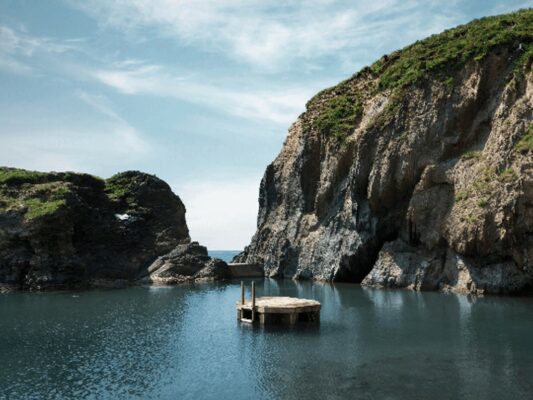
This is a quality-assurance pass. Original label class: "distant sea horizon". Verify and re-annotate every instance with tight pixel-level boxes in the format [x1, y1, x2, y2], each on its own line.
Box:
[208, 250, 241, 262]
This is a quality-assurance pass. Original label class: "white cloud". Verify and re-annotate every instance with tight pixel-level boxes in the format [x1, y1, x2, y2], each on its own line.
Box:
[0, 129, 141, 175]
[0, 93, 150, 175]
[93, 62, 314, 124]
[68, 0, 488, 72]
[76, 91, 150, 154]
[0, 25, 76, 74]
[174, 176, 261, 250]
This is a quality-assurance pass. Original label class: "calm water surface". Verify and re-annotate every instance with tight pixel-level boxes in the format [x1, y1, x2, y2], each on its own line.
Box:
[208, 250, 240, 262]
[1, 280, 533, 400]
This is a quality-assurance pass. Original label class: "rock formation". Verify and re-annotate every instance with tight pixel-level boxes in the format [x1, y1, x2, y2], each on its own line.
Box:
[0, 168, 226, 291]
[139, 241, 228, 284]
[236, 9, 533, 294]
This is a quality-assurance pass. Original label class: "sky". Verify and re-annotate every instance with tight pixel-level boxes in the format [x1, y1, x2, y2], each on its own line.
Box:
[0, 0, 530, 250]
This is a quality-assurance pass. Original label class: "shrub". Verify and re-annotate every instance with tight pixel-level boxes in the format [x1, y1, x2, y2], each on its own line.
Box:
[0, 168, 49, 185]
[315, 95, 362, 142]
[515, 124, 533, 153]
[462, 151, 482, 160]
[455, 190, 469, 201]
[498, 168, 518, 183]
[477, 198, 489, 207]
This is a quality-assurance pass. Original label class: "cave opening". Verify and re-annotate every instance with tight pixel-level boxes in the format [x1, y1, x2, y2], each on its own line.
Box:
[334, 233, 399, 284]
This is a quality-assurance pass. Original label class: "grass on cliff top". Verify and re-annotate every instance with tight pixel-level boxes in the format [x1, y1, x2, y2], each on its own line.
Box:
[0, 167, 151, 219]
[0, 179, 71, 220]
[0, 168, 51, 185]
[0, 167, 89, 220]
[314, 95, 362, 142]
[370, 8, 533, 91]
[305, 9, 532, 139]
[24, 198, 66, 219]
[515, 124, 533, 152]
[105, 172, 143, 210]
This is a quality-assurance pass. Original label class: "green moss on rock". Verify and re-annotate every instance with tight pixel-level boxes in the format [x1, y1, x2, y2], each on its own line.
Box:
[515, 124, 533, 152]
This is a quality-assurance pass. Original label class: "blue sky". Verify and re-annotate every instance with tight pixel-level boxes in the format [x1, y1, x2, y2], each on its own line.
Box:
[0, 0, 530, 249]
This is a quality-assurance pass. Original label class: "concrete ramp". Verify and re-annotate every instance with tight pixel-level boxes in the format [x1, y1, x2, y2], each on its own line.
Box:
[227, 263, 264, 278]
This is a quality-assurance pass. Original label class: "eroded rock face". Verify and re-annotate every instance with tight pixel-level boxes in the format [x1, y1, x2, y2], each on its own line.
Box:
[0, 169, 191, 290]
[361, 240, 531, 295]
[139, 242, 228, 284]
[236, 10, 533, 294]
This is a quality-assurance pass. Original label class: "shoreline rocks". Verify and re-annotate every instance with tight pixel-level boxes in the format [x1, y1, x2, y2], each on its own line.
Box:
[138, 242, 228, 285]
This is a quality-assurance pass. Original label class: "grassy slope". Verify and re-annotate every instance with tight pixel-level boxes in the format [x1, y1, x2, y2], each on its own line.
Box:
[307, 8, 533, 142]
[0, 167, 142, 220]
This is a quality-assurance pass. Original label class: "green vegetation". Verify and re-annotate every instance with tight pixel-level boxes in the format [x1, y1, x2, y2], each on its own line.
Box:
[0, 168, 49, 185]
[370, 9, 533, 91]
[465, 214, 481, 224]
[462, 151, 482, 160]
[105, 181, 130, 202]
[315, 94, 362, 142]
[477, 198, 489, 207]
[0, 180, 70, 220]
[498, 168, 518, 183]
[0, 168, 74, 220]
[472, 167, 496, 194]
[454, 163, 520, 208]
[455, 190, 469, 202]
[105, 173, 141, 210]
[24, 198, 66, 220]
[305, 10, 532, 136]
[513, 43, 533, 80]
[515, 124, 533, 152]
[444, 77, 455, 94]
[375, 92, 404, 127]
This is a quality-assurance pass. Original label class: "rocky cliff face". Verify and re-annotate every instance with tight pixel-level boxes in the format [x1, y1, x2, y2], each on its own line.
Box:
[237, 9, 533, 295]
[0, 168, 195, 290]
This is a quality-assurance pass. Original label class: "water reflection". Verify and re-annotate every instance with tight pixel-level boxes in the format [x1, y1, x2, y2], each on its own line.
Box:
[1, 281, 532, 399]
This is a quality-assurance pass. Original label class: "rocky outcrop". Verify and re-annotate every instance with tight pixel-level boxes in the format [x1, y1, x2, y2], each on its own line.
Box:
[0, 168, 222, 291]
[236, 10, 533, 294]
[138, 242, 228, 284]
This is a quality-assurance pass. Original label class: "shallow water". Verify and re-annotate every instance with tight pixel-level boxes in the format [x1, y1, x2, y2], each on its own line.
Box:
[1, 280, 532, 400]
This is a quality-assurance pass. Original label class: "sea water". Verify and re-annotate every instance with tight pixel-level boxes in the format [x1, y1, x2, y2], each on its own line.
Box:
[1, 280, 532, 399]
[208, 250, 240, 263]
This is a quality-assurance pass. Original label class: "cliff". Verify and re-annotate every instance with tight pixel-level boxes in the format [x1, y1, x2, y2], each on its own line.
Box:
[0, 168, 224, 291]
[236, 9, 533, 295]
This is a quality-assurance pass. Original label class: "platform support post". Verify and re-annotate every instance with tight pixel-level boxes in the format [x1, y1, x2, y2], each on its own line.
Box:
[251, 281, 256, 323]
[240, 281, 244, 305]
[289, 313, 298, 325]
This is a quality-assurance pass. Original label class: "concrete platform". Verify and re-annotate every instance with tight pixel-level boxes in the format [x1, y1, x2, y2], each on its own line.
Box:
[236, 295, 321, 325]
[227, 263, 264, 278]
